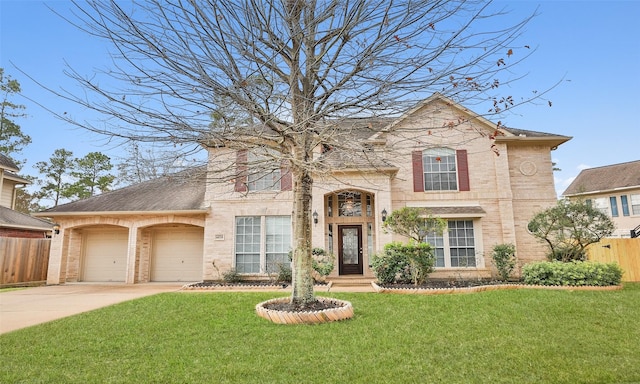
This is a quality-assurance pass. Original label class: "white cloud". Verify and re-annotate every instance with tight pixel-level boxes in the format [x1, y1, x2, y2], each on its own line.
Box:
[577, 163, 592, 171]
[554, 176, 576, 198]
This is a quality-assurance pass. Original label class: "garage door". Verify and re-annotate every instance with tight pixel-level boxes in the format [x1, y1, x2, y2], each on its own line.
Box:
[82, 229, 128, 282]
[151, 228, 204, 282]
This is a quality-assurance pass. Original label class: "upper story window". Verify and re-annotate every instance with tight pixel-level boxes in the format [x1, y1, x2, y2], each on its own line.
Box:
[621, 195, 630, 216]
[609, 197, 619, 217]
[423, 148, 457, 191]
[247, 152, 281, 191]
[412, 148, 469, 192]
[593, 197, 609, 216]
[235, 149, 292, 193]
[631, 194, 640, 215]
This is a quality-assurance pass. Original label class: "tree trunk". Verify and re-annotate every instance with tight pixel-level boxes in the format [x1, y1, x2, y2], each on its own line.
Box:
[290, 156, 315, 306]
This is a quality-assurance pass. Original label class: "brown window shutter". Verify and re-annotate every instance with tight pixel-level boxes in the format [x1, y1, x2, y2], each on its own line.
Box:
[235, 149, 248, 192]
[456, 149, 470, 191]
[412, 150, 424, 192]
[280, 160, 292, 191]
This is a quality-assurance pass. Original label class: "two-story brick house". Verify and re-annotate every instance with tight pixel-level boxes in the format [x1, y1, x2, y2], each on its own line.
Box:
[38, 94, 570, 284]
[562, 160, 640, 238]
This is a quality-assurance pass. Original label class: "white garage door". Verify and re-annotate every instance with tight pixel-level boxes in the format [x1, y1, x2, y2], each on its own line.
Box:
[151, 228, 204, 282]
[82, 229, 128, 282]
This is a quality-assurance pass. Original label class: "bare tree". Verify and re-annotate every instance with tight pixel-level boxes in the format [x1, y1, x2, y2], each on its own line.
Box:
[115, 142, 199, 186]
[43, 0, 548, 307]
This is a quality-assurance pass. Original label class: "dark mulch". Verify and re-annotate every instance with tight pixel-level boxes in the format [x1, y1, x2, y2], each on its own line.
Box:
[188, 280, 290, 288]
[186, 280, 329, 289]
[263, 299, 342, 312]
[380, 279, 519, 290]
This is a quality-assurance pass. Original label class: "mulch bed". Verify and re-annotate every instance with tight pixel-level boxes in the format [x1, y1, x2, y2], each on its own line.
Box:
[187, 281, 290, 289]
[379, 280, 517, 290]
[262, 299, 342, 312]
[184, 280, 328, 290]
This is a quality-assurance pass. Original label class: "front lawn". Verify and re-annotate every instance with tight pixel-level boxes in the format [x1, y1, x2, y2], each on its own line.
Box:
[2, 284, 639, 383]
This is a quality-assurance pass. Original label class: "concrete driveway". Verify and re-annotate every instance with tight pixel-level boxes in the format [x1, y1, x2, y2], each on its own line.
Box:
[0, 283, 184, 334]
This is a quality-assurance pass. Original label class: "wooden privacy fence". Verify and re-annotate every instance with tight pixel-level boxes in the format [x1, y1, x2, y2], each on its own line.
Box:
[586, 238, 640, 282]
[0, 238, 50, 287]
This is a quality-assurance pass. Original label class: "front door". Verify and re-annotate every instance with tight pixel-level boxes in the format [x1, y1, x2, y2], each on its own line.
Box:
[338, 225, 363, 275]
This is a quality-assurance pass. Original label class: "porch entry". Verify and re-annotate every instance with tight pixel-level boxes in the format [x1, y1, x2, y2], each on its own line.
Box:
[338, 225, 363, 275]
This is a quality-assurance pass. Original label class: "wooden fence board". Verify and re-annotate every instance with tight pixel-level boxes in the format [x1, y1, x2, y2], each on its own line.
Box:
[0, 238, 50, 286]
[586, 238, 640, 282]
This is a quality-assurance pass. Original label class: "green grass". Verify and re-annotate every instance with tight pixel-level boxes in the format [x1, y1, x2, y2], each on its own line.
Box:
[2, 284, 640, 384]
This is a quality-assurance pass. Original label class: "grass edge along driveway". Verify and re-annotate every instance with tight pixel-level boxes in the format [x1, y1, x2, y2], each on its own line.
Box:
[2, 284, 639, 384]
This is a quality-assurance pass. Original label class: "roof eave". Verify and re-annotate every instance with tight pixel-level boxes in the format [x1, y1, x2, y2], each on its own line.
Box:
[496, 135, 572, 148]
[0, 223, 52, 231]
[563, 185, 640, 197]
[33, 209, 209, 217]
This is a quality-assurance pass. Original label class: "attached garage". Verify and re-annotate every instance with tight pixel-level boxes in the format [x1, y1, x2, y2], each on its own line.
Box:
[82, 229, 128, 282]
[150, 227, 204, 282]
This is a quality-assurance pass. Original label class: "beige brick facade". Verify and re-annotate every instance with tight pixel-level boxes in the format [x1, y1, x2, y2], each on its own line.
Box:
[44, 95, 568, 284]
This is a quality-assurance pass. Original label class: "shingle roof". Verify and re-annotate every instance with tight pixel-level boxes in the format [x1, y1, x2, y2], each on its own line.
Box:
[0, 206, 52, 231]
[318, 148, 396, 171]
[501, 127, 564, 138]
[0, 154, 19, 172]
[562, 160, 640, 196]
[40, 167, 207, 214]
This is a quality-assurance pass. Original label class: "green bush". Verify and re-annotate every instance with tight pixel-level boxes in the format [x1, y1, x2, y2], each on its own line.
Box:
[311, 248, 335, 278]
[276, 263, 292, 283]
[371, 241, 435, 285]
[548, 246, 586, 262]
[287, 248, 335, 280]
[522, 261, 622, 286]
[222, 268, 242, 283]
[491, 243, 516, 281]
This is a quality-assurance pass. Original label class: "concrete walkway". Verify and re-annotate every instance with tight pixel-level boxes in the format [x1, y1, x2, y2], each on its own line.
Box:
[0, 282, 375, 334]
[0, 283, 183, 334]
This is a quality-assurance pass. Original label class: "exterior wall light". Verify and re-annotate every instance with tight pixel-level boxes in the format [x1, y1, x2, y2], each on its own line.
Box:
[381, 209, 388, 222]
[53, 223, 60, 235]
[312, 210, 319, 224]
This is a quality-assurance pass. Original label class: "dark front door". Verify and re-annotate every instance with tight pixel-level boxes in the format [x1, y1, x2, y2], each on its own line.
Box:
[338, 225, 363, 275]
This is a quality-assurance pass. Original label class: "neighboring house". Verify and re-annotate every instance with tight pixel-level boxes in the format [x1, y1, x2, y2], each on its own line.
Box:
[37, 93, 570, 284]
[562, 160, 640, 238]
[0, 154, 52, 238]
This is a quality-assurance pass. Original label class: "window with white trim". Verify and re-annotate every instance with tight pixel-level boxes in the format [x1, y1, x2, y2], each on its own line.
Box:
[631, 194, 640, 215]
[235, 216, 291, 273]
[621, 195, 630, 216]
[247, 152, 281, 191]
[593, 197, 609, 216]
[422, 148, 457, 191]
[425, 220, 477, 267]
[609, 197, 619, 217]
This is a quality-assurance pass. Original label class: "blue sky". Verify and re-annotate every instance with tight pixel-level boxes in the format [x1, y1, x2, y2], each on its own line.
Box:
[1, 0, 639, 197]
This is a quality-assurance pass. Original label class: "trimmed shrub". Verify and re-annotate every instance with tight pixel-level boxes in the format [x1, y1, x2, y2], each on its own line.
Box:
[522, 261, 623, 286]
[491, 243, 517, 281]
[222, 268, 242, 283]
[311, 248, 335, 278]
[276, 263, 292, 283]
[371, 241, 435, 285]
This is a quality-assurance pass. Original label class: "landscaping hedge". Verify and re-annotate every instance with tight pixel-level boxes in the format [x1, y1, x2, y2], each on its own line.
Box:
[522, 261, 622, 286]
